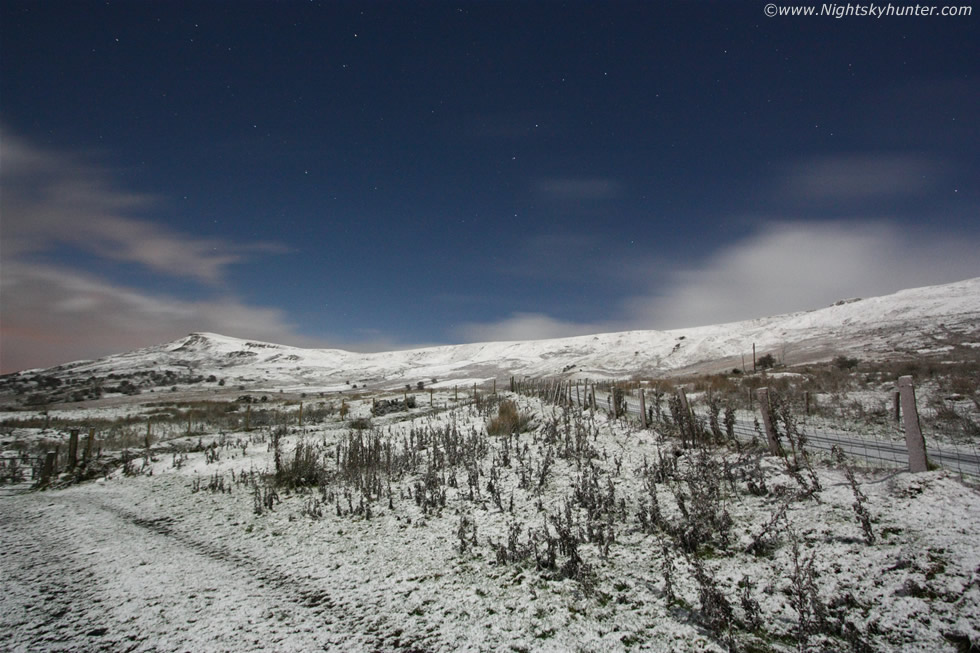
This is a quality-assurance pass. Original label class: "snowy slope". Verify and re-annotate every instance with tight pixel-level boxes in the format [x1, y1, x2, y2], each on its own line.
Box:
[17, 277, 980, 390]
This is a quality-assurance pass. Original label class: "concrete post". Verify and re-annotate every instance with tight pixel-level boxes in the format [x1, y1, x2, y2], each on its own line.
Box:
[755, 387, 781, 455]
[898, 376, 928, 473]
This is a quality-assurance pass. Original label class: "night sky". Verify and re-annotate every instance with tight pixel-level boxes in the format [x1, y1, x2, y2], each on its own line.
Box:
[2, 1, 978, 373]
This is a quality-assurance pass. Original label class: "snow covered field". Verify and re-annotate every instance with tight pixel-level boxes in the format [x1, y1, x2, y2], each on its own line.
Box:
[3, 393, 979, 652]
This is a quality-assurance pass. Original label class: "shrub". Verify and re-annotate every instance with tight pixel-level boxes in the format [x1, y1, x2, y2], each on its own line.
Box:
[349, 417, 372, 430]
[487, 400, 534, 435]
[833, 355, 860, 371]
[757, 353, 776, 370]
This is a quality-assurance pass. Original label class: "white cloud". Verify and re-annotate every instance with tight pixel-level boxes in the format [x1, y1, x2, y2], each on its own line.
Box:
[0, 262, 331, 373]
[626, 220, 980, 329]
[457, 313, 602, 343]
[456, 220, 980, 341]
[0, 129, 285, 283]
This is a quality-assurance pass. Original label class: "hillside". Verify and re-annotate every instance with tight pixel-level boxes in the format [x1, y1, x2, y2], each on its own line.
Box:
[3, 277, 979, 404]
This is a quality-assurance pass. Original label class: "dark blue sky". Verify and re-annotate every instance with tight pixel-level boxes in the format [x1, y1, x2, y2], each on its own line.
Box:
[2, 1, 978, 371]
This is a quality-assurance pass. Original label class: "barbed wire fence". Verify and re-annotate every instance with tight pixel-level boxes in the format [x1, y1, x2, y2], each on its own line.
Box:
[509, 376, 980, 480]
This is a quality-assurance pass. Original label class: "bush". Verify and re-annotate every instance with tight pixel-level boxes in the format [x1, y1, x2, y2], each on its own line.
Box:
[833, 355, 860, 371]
[757, 354, 776, 370]
[349, 417, 372, 430]
[487, 400, 534, 435]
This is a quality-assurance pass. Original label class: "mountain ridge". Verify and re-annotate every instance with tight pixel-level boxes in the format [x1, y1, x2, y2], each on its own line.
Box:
[6, 277, 980, 398]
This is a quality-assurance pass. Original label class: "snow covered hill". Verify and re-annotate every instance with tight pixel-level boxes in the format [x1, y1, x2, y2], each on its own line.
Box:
[9, 278, 980, 394]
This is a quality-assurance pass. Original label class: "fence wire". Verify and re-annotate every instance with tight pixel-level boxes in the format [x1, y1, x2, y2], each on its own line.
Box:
[514, 380, 980, 479]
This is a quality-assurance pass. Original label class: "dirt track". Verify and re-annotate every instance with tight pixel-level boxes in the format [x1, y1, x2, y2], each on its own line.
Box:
[0, 486, 390, 652]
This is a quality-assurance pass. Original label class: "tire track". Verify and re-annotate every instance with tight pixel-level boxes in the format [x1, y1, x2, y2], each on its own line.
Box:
[1, 490, 432, 652]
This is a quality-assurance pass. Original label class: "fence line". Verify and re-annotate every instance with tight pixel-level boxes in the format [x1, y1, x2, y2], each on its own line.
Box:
[511, 377, 980, 479]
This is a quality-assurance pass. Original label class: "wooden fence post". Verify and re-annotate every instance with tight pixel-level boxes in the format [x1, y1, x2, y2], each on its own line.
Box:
[454, 385, 458, 402]
[639, 389, 647, 429]
[677, 388, 695, 443]
[245, 403, 251, 431]
[429, 389, 434, 407]
[299, 401, 303, 428]
[803, 391, 810, 416]
[898, 376, 928, 473]
[84, 427, 95, 462]
[41, 451, 56, 484]
[755, 387, 781, 455]
[67, 429, 79, 470]
[892, 390, 901, 422]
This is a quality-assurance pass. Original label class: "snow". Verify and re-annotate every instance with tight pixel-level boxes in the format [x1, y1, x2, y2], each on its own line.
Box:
[2, 394, 980, 651]
[8, 277, 978, 395]
[2, 277, 980, 650]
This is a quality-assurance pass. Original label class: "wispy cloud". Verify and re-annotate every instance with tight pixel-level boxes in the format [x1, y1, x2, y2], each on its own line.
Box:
[0, 262, 332, 373]
[781, 154, 941, 203]
[1, 129, 285, 284]
[0, 128, 304, 371]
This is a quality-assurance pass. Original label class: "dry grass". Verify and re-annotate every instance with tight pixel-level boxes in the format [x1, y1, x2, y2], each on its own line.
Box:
[486, 400, 534, 435]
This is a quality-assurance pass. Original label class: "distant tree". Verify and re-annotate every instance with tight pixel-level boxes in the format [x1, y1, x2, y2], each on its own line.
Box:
[416, 381, 425, 390]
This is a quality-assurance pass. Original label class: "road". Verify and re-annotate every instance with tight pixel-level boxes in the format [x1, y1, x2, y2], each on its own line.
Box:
[584, 389, 980, 478]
